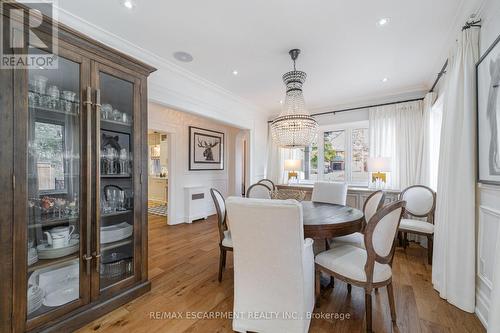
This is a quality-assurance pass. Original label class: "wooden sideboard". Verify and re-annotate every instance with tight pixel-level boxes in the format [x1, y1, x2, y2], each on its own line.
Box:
[276, 184, 400, 210]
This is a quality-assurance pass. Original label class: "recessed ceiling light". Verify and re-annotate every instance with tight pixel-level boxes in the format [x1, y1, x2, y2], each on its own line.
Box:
[232, 70, 239, 76]
[377, 18, 390, 26]
[173, 51, 193, 63]
[279, 100, 283, 104]
[382, 77, 389, 83]
[122, 0, 135, 9]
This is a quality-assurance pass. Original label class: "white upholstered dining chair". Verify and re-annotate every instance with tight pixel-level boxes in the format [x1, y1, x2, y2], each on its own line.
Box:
[332, 190, 386, 249]
[226, 197, 315, 333]
[315, 200, 406, 333]
[245, 183, 271, 199]
[210, 188, 232, 282]
[398, 185, 436, 264]
[311, 182, 348, 205]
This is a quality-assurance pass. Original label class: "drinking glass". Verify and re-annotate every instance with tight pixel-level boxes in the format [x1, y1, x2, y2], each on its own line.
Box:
[28, 92, 36, 107]
[47, 85, 59, 109]
[118, 190, 125, 211]
[112, 109, 122, 122]
[119, 149, 128, 174]
[33, 75, 48, 95]
[62, 91, 76, 113]
[101, 104, 112, 120]
[105, 188, 116, 212]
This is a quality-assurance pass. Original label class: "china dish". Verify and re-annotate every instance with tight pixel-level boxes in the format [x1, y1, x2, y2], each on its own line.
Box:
[37, 238, 79, 259]
[27, 285, 44, 314]
[100, 222, 133, 244]
[43, 282, 79, 307]
[28, 247, 39, 266]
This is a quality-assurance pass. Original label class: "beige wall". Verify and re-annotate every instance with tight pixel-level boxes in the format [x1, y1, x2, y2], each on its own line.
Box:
[148, 102, 246, 224]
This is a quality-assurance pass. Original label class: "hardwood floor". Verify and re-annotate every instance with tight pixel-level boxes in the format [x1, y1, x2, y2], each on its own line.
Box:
[78, 214, 485, 333]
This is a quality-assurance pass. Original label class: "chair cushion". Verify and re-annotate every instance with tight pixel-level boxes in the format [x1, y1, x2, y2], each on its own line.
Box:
[332, 232, 365, 249]
[315, 245, 392, 283]
[399, 219, 434, 234]
[222, 230, 233, 247]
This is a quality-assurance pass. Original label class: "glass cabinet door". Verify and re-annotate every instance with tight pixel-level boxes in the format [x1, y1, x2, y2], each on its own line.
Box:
[94, 65, 140, 295]
[26, 47, 89, 324]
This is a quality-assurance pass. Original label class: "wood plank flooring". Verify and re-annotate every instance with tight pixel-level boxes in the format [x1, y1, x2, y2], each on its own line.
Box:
[77, 214, 485, 333]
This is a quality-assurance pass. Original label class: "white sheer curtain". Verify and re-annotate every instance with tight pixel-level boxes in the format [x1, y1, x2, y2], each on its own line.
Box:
[265, 124, 302, 185]
[429, 94, 444, 190]
[432, 26, 479, 313]
[415, 92, 437, 187]
[369, 100, 424, 190]
[265, 124, 284, 184]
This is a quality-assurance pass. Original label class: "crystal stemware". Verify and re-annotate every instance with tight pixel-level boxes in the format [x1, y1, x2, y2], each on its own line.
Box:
[119, 149, 128, 175]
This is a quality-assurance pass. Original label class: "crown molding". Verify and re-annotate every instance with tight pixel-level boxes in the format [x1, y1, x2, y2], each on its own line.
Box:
[53, 6, 268, 127]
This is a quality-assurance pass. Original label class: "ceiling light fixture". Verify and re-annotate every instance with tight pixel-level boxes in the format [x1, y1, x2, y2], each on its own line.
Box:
[173, 51, 194, 63]
[270, 49, 318, 148]
[382, 77, 388, 83]
[232, 70, 238, 76]
[122, 0, 135, 9]
[377, 18, 390, 26]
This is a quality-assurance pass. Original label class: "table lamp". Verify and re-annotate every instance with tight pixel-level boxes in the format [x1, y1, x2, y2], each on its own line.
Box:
[367, 157, 391, 187]
[284, 159, 302, 181]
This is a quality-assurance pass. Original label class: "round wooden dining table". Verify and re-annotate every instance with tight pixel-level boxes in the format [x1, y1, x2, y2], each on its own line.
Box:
[301, 201, 365, 239]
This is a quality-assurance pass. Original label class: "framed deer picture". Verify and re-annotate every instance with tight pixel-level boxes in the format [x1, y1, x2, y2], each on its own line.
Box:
[189, 126, 224, 171]
[477, 33, 500, 185]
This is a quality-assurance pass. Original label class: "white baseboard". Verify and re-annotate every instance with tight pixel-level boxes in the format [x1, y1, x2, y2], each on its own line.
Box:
[168, 208, 217, 225]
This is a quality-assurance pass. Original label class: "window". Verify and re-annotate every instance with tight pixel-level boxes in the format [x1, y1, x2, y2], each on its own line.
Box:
[324, 130, 346, 181]
[309, 142, 318, 180]
[303, 122, 370, 185]
[351, 128, 369, 184]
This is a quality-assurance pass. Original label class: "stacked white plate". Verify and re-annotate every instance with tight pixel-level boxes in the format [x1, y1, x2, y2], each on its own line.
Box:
[37, 238, 79, 259]
[39, 261, 79, 307]
[43, 279, 79, 307]
[100, 222, 133, 244]
[27, 285, 43, 315]
[28, 247, 38, 266]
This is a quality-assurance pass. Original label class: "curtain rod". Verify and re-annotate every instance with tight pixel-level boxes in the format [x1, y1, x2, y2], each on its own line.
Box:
[429, 59, 448, 93]
[308, 97, 424, 117]
[428, 19, 481, 93]
[267, 97, 424, 123]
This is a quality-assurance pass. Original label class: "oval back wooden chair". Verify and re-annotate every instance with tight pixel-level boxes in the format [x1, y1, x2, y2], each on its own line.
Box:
[210, 188, 233, 282]
[257, 178, 276, 191]
[398, 185, 436, 264]
[245, 183, 271, 199]
[315, 200, 406, 333]
[331, 190, 386, 248]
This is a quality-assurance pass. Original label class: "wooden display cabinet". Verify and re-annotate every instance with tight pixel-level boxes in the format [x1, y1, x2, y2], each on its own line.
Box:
[0, 3, 156, 332]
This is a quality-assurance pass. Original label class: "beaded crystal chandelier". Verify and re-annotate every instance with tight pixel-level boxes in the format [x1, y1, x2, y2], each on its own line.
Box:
[270, 49, 318, 148]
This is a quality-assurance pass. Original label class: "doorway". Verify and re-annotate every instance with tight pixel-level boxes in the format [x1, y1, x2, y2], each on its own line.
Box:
[147, 131, 169, 220]
[235, 130, 250, 196]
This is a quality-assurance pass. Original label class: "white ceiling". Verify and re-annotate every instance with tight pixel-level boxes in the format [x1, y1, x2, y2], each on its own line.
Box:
[58, 0, 473, 114]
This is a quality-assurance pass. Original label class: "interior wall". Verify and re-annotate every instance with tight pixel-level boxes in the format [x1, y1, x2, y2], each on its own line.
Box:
[148, 102, 245, 224]
[475, 0, 500, 327]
